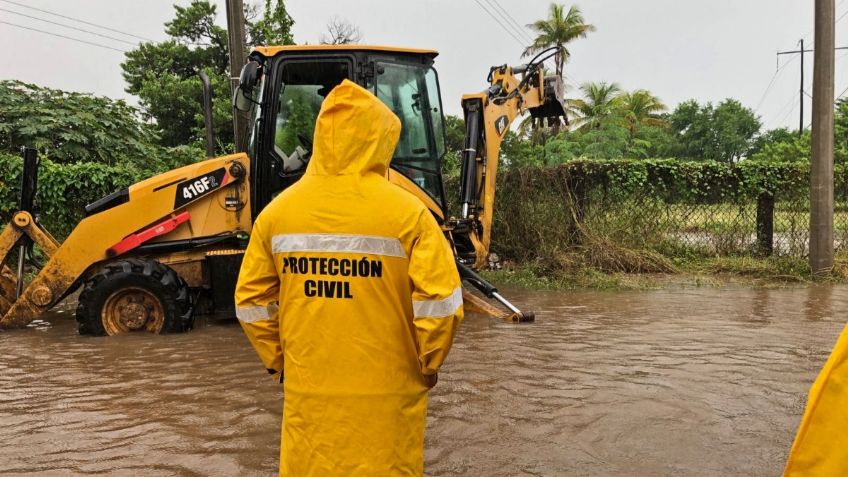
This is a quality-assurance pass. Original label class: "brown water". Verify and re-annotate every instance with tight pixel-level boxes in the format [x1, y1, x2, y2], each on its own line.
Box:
[1, 286, 845, 476]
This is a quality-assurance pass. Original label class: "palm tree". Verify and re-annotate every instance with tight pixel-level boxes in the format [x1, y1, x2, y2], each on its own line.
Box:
[523, 3, 595, 80]
[567, 81, 622, 130]
[619, 89, 668, 138]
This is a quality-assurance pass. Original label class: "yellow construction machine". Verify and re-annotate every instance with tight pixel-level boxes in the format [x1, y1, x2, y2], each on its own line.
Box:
[0, 44, 566, 335]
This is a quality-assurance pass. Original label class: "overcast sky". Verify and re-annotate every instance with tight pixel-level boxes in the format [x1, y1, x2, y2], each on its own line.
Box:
[0, 1, 844, 131]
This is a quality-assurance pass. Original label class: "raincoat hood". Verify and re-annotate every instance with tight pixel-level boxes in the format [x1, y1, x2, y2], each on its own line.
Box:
[306, 79, 401, 176]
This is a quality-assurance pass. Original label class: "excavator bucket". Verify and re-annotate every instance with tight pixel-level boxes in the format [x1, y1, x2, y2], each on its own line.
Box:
[457, 260, 534, 322]
[528, 75, 567, 123]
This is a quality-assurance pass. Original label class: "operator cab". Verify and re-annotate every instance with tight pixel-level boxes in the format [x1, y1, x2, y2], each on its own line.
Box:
[236, 45, 448, 223]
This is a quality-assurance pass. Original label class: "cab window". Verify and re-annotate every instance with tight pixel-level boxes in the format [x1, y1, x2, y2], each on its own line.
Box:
[274, 61, 350, 160]
[375, 63, 447, 208]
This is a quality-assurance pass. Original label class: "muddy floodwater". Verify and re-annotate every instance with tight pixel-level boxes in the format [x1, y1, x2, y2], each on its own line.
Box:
[1, 286, 846, 476]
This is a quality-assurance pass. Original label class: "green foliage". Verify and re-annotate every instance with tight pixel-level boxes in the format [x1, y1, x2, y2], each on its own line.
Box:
[523, 3, 595, 78]
[0, 81, 161, 165]
[122, 0, 295, 148]
[122, 1, 230, 148]
[503, 131, 544, 167]
[442, 114, 465, 177]
[566, 81, 622, 129]
[490, 159, 830, 279]
[620, 89, 669, 136]
[750, 131, 810, 163]
[748, 127, 795, 156]
[248, 0, 295, 45]
[537, 81, 672, 161]
[275, 89, 316, 155]
[666, 99, 761, 162]
[0, 153, 157, 238]
[531, 159, 811, 203]
[748, 102, 848, 163]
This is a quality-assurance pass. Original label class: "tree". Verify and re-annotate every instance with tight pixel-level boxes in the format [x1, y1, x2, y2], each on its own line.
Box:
[748, 127, 796, 157]
[619, 89, 668, 139]
[567, 81, 622, 130]
[121, 1, 295, 148]
[712, 99, 761, 163]
[248, 0, 295, 45]
[523, 3, 595, 80]
[0, 80, 161, 165]
[320, 17, 362, 45]
[833, 99, 848, 163]
[666, 99, 761, 162]
[749, 131, 810, 162]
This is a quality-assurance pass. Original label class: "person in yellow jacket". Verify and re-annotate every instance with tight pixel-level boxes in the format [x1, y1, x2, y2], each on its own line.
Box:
[782, 323, 848, 476]
[234, 79, 464, 476]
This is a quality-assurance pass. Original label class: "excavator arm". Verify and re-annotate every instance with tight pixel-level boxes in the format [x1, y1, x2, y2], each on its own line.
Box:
[453, 48, 567, 269]
[450, 48, 566, 322]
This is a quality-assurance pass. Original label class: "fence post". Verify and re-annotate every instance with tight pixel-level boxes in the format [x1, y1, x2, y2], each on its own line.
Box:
[756, 192, 774, 256]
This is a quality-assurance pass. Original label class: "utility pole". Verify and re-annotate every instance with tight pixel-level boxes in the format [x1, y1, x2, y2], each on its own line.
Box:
[777, 41, 848, 136]
[810, 0, 835, 275]
[225, 0, 248, 152]
[800, 39, 805, 135]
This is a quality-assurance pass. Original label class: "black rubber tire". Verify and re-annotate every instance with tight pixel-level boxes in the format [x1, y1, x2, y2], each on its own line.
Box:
[75, 258, 193, 336]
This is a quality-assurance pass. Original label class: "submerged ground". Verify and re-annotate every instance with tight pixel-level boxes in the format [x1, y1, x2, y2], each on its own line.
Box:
[0, 285, 844, 476]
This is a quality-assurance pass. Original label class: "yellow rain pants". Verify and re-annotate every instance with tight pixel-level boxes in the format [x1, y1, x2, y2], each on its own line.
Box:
[783, 323, 848, 476]
[235, 79, 464, 476]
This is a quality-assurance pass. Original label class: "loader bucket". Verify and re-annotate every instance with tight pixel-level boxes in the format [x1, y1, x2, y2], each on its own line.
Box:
[528, 75, 567, 124]
[0, 210, 62, 326]
[1, 147, 40, 317]
[0, 148, 65, 328]
[0, 265, 15, 315]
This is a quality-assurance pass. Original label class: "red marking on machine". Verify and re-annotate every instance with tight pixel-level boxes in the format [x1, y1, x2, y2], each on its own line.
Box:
[106, 211, 191, 257]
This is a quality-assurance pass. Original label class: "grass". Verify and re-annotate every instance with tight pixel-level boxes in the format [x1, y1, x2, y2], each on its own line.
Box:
[482, 253, 848, 291]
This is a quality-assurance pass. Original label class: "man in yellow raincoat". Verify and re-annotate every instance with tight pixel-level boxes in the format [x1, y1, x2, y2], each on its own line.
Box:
[235, 79, 464, 476]
[782, 324, 848, 476]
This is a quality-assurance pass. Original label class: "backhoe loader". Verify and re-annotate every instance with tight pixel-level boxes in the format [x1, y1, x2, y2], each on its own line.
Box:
[0, 44, 566, 335]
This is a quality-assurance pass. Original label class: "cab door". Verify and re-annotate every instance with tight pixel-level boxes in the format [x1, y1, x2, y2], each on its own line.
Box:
[252, 56, 355, 218]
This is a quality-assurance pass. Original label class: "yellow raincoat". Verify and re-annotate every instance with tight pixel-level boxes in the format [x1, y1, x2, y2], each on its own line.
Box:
[783, 323, 848, 476]
[235, 79, 464, 476]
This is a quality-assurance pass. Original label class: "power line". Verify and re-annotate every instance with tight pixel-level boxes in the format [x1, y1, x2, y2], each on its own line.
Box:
[801, 0, 848, 42]
[768, 91, 800, 129]
[472, 0, 527, 49]
[483, 0, 533, 43]
[776, 42, 848, 135]
[489, 0, 533, 41]
[754, 54, 798, 112]
[837, 6, 848, 25]
[776, 101, 797, 129]
[0, 7, 138, 45]
[0, 20, 128, 52]
[835, 84, 848, 103]
[0, 0, 153, 42]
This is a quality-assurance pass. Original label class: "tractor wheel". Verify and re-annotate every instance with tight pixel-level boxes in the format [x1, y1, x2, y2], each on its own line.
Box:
[76, 259, 193, 336]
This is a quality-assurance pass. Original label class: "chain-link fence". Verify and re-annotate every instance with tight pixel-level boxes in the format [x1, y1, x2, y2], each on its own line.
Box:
[481, 160, 848, 267]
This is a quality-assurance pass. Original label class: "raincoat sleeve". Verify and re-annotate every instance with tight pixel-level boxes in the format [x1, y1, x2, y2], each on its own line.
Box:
[782, 323, 848, 476]
[408, 209, 464, 376]
[235, 217, 284, 378]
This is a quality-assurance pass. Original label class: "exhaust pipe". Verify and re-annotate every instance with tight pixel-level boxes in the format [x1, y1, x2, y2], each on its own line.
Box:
[199, 71, 215, 159]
